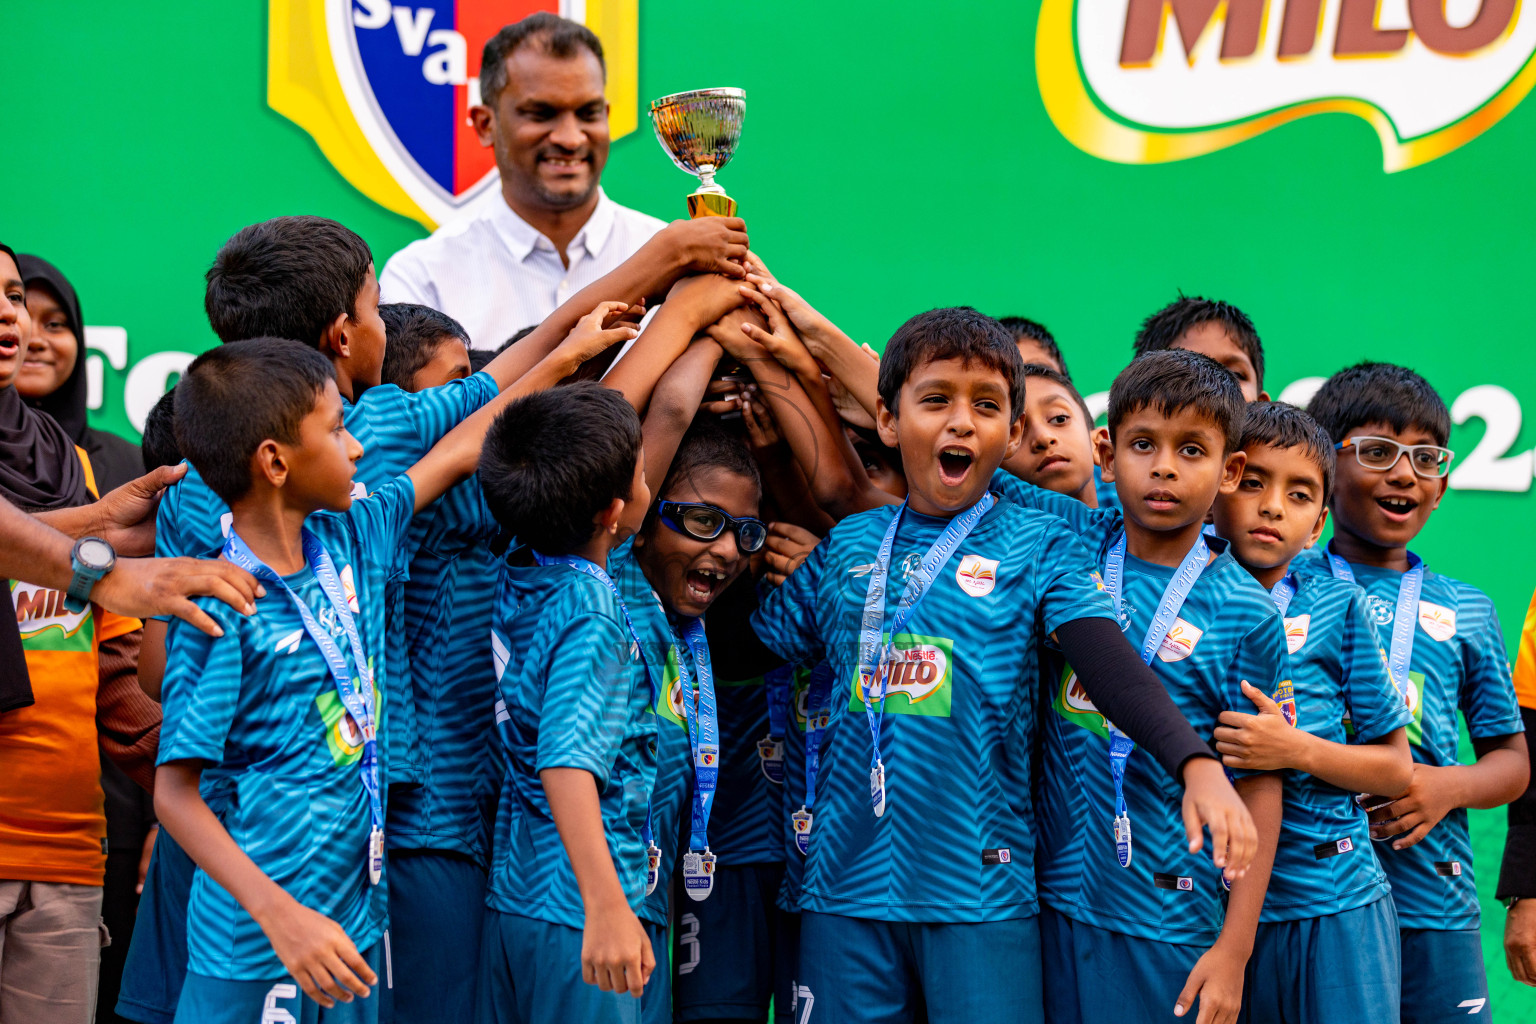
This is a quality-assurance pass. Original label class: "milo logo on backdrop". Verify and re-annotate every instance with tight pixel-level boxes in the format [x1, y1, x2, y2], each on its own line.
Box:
[1036, 0, 1536, 170]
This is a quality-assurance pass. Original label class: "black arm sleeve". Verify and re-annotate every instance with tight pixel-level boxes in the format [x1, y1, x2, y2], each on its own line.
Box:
[1496, 704, 1536, 900]
[1055, 616, 1216, 781]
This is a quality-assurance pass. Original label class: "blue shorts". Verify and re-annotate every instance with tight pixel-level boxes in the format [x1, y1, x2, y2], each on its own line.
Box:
[384, 850, 486, 1024]
[797, 910, 1040, 1024]
[1400, 926, 1491, 1024]
[476, 909, 651, 1024]
[173, 940, 384, 1024]
[118, 828, 195, 1024]
[641, 919, 671, 1024]
[673, 863, 798, 1023]
[1040, 904, 1201, 1024]
[1243, 897, 1400, 1024]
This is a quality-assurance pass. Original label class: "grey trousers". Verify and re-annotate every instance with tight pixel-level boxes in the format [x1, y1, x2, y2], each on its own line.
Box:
[0, 879, 106, 1024]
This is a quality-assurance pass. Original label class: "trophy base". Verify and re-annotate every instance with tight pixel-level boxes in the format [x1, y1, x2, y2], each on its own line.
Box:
[687, 191, 737, 219]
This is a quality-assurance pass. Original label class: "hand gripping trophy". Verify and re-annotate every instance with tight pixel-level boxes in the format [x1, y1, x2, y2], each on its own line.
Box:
[648, 88, 746, 219]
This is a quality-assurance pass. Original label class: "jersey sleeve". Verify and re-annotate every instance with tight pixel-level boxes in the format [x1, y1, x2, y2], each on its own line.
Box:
[1339, 587, 1412, 743]
[158, 601, 243, 765]
[403, 372, 498, 451]
[751, 541, 827, 667]
[534, 606, 633, 784]
[154, 477, 192, 559]
[1458, 590, 1524, 739]
[346, 475, 419, 577]
[1032, 525, 1117, 637]
[991, 470, 1120, 560]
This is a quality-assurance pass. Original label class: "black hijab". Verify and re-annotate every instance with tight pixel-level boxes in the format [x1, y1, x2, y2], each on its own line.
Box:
[16, 254, 89, 440]
[0, 242, 90, 512]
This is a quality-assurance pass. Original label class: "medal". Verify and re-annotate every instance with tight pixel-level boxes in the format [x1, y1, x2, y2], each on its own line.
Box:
[644, 841, 662, 896]
[870, 761, 887, 817]
[682, 849, 717, 901]
[792, 807, 813, 856]
[758, 736, 785, 784]
[368, 827, 385, 886]
[1114, 813, 1132, 868]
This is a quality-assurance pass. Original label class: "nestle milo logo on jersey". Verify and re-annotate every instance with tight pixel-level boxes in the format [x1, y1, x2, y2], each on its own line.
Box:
[1342, 669, 1425, 745]
[847, 634, 954, 717]
[316, 661, 381, 766]
[1054, 665, 1110, 740]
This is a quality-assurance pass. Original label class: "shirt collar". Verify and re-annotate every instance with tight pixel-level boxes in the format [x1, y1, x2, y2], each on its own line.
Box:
[489, 187, 617, 263]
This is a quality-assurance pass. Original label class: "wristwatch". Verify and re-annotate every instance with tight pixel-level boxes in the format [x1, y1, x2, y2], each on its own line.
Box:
[63, 537, 116, 613]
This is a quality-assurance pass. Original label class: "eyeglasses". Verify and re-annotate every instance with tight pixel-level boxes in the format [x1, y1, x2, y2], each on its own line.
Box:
[1336, 436, 1454, 479]
[656, 501, 767, 553]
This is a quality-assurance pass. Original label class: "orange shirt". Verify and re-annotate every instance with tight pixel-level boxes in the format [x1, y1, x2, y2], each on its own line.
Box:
[1515, 586, 1536, 711]
[0, 581, 140, 885]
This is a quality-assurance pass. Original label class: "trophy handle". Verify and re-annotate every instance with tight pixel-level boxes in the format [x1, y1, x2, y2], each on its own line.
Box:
[688, 191, 737, 218]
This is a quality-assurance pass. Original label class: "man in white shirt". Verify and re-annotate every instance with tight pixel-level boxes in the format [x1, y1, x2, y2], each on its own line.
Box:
[382, 13, 744, 349]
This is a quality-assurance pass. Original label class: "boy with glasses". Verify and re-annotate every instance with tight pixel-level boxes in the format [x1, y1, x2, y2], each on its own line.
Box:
[1298, 362, 1529, 1024]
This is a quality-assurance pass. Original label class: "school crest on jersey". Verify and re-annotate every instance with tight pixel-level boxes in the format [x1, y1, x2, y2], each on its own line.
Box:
[954, 554, 1000, 597]
[1417, 600, 1457, 641]
[1283, 614, 1310, 654]
[266, 0, 640, 230]
[1273, 679, 1297, 726]
[339, 564, 361, 613]
[847, 633, 954, 718]
[1156, 617, 1203, 662]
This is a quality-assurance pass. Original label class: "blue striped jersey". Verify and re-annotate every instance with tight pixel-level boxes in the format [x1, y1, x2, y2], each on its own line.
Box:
[486, 545, 658, 928]
[1258, 570, 1411, 922]
[606, 542, 695, 929]
[1094, 463, 1121, 512]
[1294, 547, 1523, 929]
[777, 661, 835, 913]
[1038, 541, 1289, 944]
[388, 477, 501, 862]
[156, 372, 499, 790]
[158, 477, 416, 980]
[751, 500, 1115, 923]
[706, 669, 784, 866]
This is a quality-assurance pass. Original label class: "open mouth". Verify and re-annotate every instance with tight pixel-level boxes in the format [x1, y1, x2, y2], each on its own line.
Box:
[1375, 494, 1419, 521]
[1144, 488, 1180, 511]
[0, 333, 18, 358]
[685, 566, 729, 604]
[539, 154, 589, 174]
[938, 447, 974, 487]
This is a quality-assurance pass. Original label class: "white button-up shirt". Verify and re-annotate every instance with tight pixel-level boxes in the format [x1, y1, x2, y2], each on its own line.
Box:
[380, 187, 667, 349]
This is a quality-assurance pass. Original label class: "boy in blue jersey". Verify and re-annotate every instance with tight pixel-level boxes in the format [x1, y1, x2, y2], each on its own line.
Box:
[1132, 296, 1268, 404]
[996, 364, 1100, 507]
[475, 382, 658, 1024]
[750, 309, 1258, 1024]
[1008, 350, 1286, 1024]
[152, 337, 524, 1023]
[1296, 363, 1529, 1023]
[1207, 402, 1415, 1023]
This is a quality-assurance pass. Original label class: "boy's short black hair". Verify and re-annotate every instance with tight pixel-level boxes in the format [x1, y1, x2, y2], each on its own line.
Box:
[1239, 401, 1337, 504]
[1108, 349, 1246, 453]
[1133, 295, 1264, 392]
[1023, 363, 1092, 422]
[205, 216, 373, 346]
[380, 303, 470, 391]
[656, 417, 762, 503]
[480, 12, 605, 109]
[140, 388, 181, 473]
[469, 348, 496, 374]
[175, 338, 335, 505]
[877, 308, 1027, 421]
[479, 381, 641, 555]
[998, 316, 1069, 379]
[1305, 362, 1450, 448]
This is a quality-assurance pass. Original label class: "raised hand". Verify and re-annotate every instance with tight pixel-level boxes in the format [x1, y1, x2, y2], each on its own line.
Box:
[653, 217, 749, 278]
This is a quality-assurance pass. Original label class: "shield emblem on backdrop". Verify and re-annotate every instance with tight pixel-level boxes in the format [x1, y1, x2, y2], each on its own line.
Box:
[268, 0, 639, 230]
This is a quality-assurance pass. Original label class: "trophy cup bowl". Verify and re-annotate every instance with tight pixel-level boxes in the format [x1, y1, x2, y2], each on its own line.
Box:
[649, 87, 745, 218]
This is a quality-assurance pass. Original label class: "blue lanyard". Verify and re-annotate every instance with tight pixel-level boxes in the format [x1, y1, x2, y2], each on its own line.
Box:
[674, 617, 719, 853]
[223, 531, 383, 840]
[1325, 545, 1423, 700]
[1270, 573, 1297, 616]
[858, 494, 994, 816]
[1101, 532, 1208, 868]
[531, 553, 660, 846]
[766, 667, 790, 742]
[803, 663, 833, 814]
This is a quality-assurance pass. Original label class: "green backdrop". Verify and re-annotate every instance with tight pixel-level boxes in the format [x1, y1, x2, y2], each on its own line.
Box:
[8, 0, 1535, 1010]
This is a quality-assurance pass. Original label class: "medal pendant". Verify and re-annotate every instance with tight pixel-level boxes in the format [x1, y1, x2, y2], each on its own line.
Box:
[870, 763, 887, 818]
[644, 841, 662, 896]
[757, 735, 785, 784]
[682, 849, 717, 901]
[368, 827, 385, 886]
[1114, 814, 1132, 869]
[792, 807, 813, 856]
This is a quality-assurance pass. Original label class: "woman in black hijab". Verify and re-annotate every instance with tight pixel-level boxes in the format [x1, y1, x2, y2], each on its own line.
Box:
[16, 254, 144, 493]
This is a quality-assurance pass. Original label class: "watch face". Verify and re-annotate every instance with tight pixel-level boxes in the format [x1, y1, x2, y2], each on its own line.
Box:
[78, 539, 114, 570]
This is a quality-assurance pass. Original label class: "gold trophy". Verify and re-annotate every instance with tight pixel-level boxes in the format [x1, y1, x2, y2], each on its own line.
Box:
[648, 88, 746, 219]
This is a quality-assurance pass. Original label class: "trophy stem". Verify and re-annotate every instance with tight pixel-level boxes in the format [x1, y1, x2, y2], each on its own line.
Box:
[687, 190, 737, 219]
